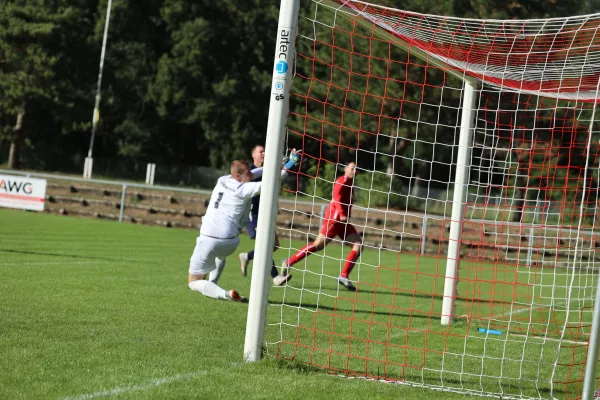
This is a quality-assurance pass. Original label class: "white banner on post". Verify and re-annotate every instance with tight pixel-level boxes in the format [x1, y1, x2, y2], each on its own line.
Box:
[0, 174, 47, 212]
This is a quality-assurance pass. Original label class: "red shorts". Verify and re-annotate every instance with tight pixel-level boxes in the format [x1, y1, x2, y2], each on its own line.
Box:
[320, 218, 358, 239]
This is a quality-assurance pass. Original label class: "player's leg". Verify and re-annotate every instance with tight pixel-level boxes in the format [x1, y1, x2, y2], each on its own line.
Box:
[341, 231, 362, 278]
[208, 257, 226, 284]
[189, 236, 244, 302]
[239, 252, 250, 277]
[283, 233, 329, 268]
[284, 207, 336, 269]
[189, 274, 239, 300]
[245, 219, 257, 264]
[271, 231, 293, 285]
[210, 237, 241, 284]
[240, 222, 281, 282]
[265, 223, 282, 279]
[239, 220, 257, 277]
[338, 227, 362, 292]
[273, 232, 285, 275]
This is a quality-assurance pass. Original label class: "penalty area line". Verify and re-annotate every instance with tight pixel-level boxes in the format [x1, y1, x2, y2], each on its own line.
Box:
[62, 371, 207, 400]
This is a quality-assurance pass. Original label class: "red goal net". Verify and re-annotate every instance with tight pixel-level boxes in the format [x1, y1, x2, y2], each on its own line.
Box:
[267, 1, 600, 398]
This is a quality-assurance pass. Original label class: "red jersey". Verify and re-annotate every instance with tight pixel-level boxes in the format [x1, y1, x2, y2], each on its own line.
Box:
[326, 175, 354, 220]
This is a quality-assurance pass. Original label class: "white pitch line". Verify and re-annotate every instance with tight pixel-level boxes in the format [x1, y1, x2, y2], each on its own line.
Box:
[495, 304, 541, 319]
[62, 371, 207, 400]
[0, 260, 110, 267]
[386, 301, 570, 340]
[478, 301, 591, 344]
[509, 333, 588, 345]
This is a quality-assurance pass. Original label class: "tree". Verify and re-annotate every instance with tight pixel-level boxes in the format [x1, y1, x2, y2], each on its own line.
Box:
[151, 0, 280, 168]
[89, 0, 169, 164]
[452, 0, 590, 19]
[1, 0, 595, 174]
[0, 0, 97, 169]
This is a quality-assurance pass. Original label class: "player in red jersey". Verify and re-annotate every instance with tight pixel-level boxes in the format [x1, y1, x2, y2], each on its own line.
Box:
[282, 162, 362, 291]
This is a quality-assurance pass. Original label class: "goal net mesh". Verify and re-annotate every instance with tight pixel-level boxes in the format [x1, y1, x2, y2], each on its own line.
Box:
[267, 1, 600, 398]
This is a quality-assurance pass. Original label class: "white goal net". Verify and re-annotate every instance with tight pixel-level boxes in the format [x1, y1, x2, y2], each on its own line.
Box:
[260, 1, 600, 398]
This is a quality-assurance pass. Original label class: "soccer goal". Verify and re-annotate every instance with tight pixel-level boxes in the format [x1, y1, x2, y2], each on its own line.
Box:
[245, 1, 600, 399]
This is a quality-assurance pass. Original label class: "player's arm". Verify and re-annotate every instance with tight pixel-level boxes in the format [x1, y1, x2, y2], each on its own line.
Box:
[332, 178, 347, 221]
[252, 167, 296, 179]
[240, 150, 302, 199]
[251, 168, 263, 179]
[251, 167, 292, 180]
[239, 181, 262, 199]
[251, 150, 302, 180]
[349, 187, 355, 218]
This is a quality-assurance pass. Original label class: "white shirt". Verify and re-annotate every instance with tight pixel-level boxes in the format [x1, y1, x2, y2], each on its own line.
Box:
[200, 170, 263, 239]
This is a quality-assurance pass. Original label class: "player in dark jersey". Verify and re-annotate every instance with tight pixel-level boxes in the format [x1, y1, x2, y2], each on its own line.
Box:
[282, 162, 362, 291]
[238, 145, 290, 286]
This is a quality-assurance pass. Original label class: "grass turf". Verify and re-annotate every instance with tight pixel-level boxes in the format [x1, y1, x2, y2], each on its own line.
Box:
[0, 208, 591, 399]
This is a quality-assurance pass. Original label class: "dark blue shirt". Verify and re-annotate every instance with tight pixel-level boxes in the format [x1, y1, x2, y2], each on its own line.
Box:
[250, 162, 260, 220]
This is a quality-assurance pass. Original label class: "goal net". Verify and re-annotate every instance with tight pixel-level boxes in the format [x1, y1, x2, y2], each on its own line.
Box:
[266, 1, 600, 398]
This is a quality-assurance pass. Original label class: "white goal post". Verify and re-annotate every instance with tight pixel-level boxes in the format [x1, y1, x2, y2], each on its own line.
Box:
[243, 0, 301, 363]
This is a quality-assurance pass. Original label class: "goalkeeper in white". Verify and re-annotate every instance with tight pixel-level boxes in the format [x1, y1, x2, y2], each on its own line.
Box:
[188, 151, 301, 302]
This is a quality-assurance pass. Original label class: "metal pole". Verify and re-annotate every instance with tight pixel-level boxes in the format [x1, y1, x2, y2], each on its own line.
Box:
[421, 216, 428, 255]
[146, 163, 156, 185]
[526, 227, 534, 267]
[580, 82, 600, 400]
[119, 184, 126, 222]
[85, 0, 113, 173]
[441, 78, 477, 325]
[244, 0, 300, 363]
[582, 268, 600, 399]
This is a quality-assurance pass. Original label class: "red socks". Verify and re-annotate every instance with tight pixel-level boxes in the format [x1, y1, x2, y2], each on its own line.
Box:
[341, 250, 360, 278]
[286, 243, 317, 266]
[286, 245, 360, 278]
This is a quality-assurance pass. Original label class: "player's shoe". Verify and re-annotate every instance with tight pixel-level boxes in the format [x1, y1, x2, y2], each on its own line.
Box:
[273, 273, 292, 286]
[239, 252, 249, 277]
[280, 260, 290, 277]
[226, 290, 247, 303]
[337, 276, 357, 292]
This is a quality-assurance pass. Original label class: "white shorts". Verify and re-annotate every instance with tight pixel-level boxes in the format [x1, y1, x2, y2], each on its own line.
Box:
[189, 235, 240, 275]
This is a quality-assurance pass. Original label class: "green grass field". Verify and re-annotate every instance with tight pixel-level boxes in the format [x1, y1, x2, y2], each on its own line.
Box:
[0, 209, 594, 399]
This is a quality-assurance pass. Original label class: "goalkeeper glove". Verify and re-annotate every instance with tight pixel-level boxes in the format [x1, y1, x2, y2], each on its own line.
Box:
[284, 150, 302, 170]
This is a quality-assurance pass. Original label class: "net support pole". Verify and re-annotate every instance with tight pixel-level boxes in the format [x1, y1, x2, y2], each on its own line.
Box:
[244, 0, 300, 363]
[441, 78, 477, 326]
[581, 113, 600, 400]
[582, 247, 600, 400]
[118, 184, 127, 223]
[421, 216, 428, 255]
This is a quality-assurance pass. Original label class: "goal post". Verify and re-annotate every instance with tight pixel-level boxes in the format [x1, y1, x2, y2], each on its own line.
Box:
[246, 0, 600, 398]
[584, 267, 600, 400]
[243, 0, 301, 363]
[441, 77, 478, 326]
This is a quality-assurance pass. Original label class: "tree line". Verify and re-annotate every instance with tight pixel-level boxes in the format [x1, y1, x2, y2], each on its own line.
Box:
[0, 0, 595, 178]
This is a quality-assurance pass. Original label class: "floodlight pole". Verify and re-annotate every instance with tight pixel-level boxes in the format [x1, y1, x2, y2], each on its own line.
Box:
[243, 0, 300, 363]
[441, 78, 478, 325]
[84, 0, 112, 179]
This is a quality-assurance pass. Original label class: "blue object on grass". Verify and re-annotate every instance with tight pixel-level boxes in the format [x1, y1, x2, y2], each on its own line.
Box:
[478, 328, 503, 335]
